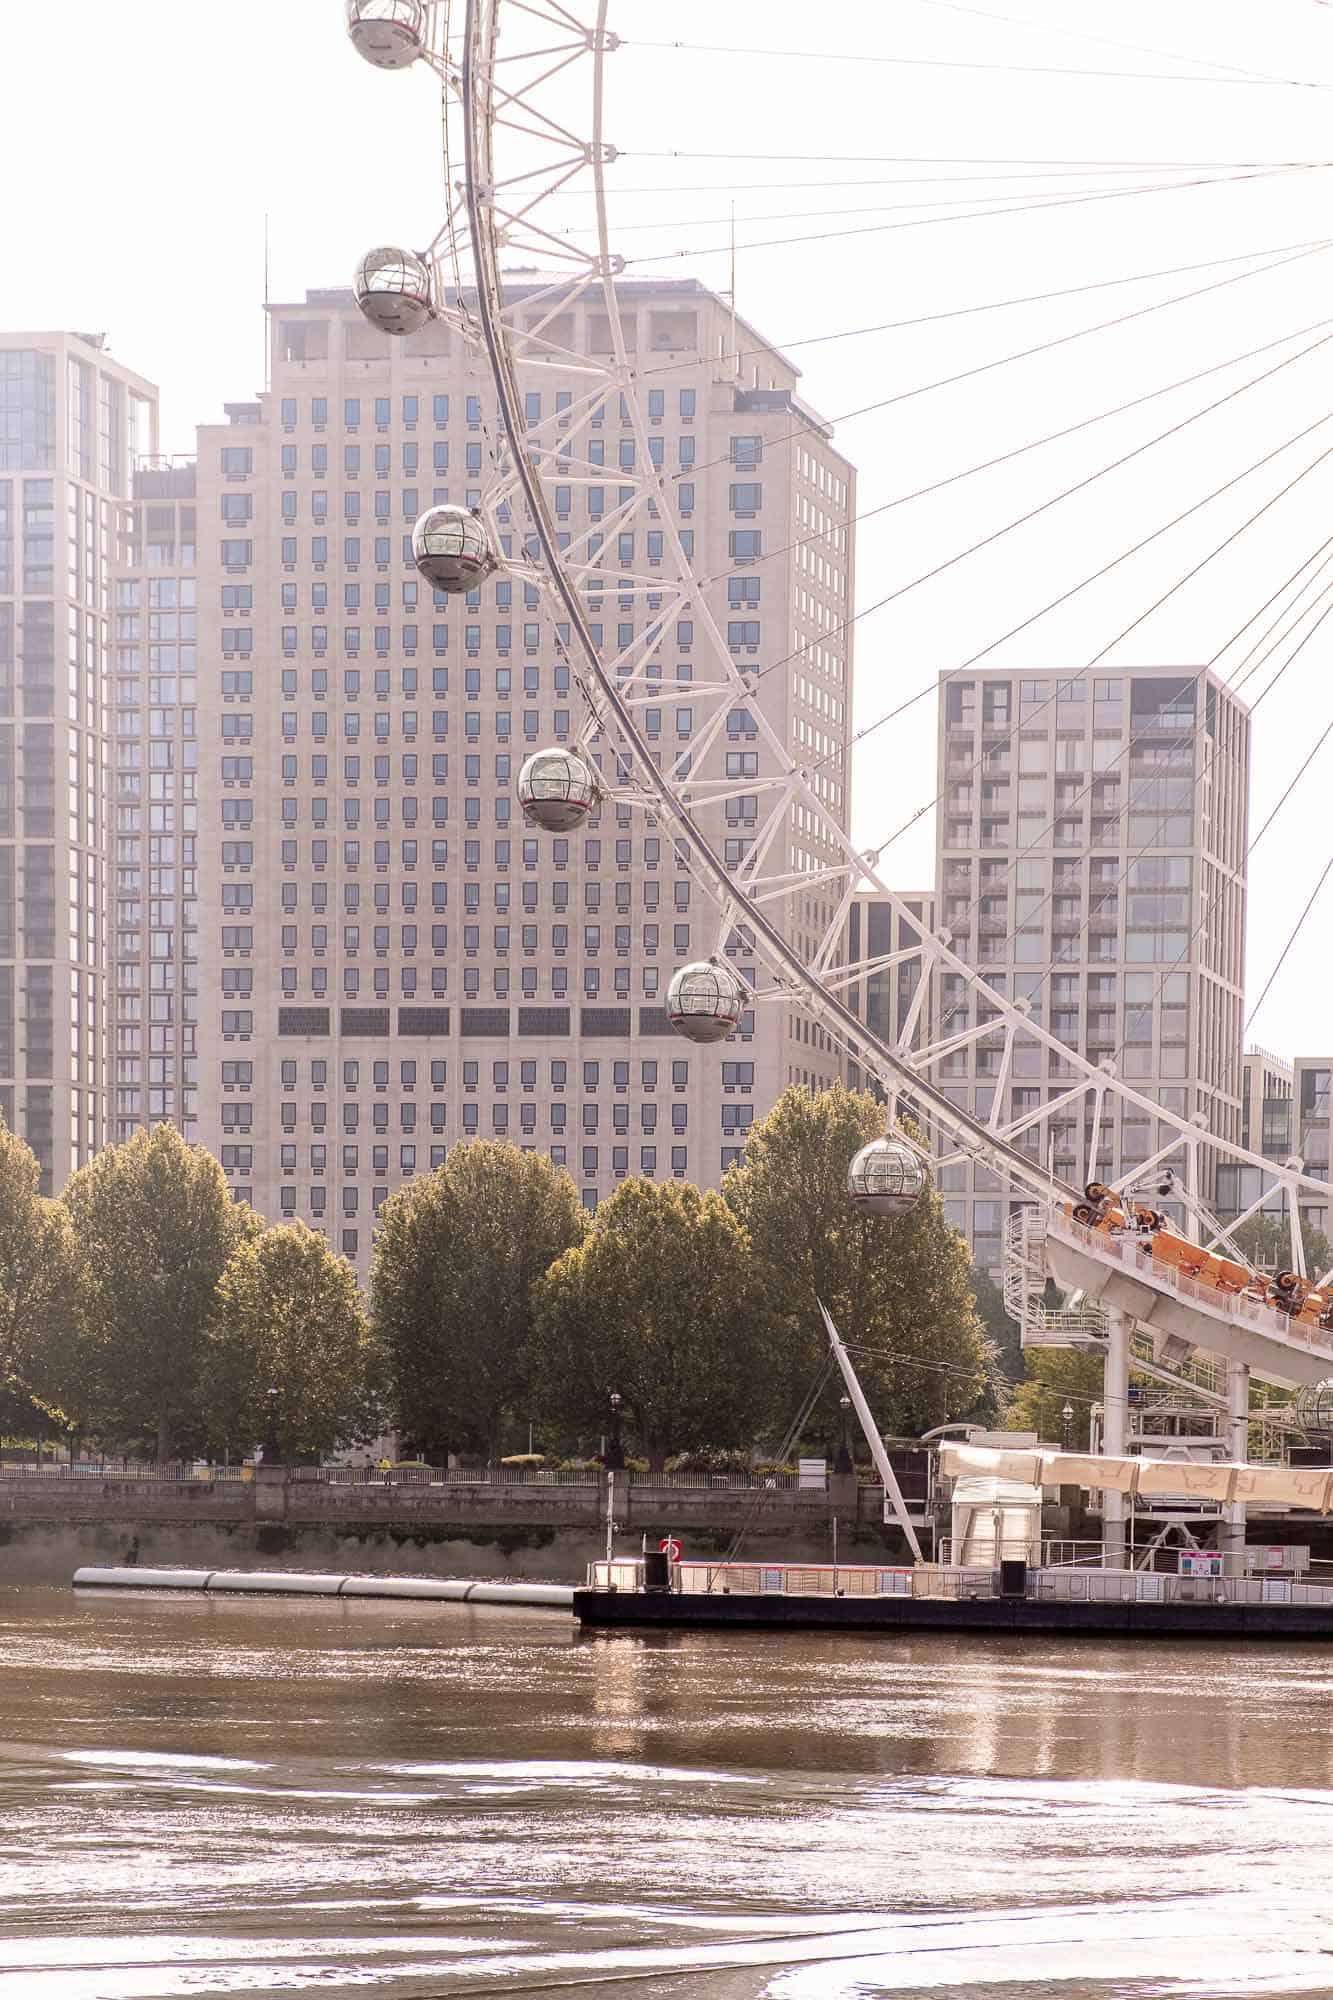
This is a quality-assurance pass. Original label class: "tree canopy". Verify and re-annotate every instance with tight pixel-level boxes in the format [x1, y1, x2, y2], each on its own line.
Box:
[1232, 1211, 1332, 1279]
[724, 1084, 990, 1438]
[0, 1123, 79, 1395]
[1005, 1348, 1105, 1449]
[204, 1221, 380, 1460]
[970, 1262, 1023, 1383]
[371, 1140, 586, 1457]
[531, 1176, 765, 1471]
[61, 1125, 257, 1460]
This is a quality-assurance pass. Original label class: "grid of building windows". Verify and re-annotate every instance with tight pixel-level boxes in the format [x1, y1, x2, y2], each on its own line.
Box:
[0, 332, 156, 1190]
[194, 280, 854, 1261]
[111, 464, 198, 1141]
[933, 666, 1249, 1275]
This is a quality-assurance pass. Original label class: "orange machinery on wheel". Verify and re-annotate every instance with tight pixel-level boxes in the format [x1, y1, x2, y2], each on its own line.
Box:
[1062, 1182, 1333, 1334]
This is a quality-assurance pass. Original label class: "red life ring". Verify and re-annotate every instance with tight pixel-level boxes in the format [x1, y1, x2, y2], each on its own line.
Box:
[659, 1536, 683, 1562]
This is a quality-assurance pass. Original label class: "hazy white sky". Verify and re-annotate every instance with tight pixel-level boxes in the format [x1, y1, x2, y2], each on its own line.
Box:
[3, 0, 1332, 1058]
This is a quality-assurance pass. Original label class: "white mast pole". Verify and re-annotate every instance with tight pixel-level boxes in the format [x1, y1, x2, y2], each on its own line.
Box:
[819, 1302, 925, 1564]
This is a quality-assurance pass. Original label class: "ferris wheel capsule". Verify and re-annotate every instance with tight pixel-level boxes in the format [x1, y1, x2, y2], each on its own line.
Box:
[411, 505, 492, 594]
[353, 246, 434, 336]
[517, 748, 600, 832]
[847, 1138, 928, 1218]
[345, 0, 426, 68]
[1295, 1379, 1333, 1435]
[666, 961, 747, 1045]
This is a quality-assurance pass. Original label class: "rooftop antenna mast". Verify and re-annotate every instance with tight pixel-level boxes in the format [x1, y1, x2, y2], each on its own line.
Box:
[728, 201, 739, 378]
[263, 212, 271, 396]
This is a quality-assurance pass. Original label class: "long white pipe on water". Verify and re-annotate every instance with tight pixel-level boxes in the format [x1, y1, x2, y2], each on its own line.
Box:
[72, 1567, 574, 1607]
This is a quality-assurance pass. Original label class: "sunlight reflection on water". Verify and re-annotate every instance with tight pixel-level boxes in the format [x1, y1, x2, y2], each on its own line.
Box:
[5, 1587, 1333, 1998]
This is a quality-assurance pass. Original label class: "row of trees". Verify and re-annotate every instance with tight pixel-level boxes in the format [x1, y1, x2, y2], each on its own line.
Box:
[377, 1084, 996, 1467]
[0, 1124, 376, 1461]
[1, 1085, 1001, 1466]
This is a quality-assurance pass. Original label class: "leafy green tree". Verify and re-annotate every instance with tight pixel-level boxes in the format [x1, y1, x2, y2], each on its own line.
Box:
[971, 1263, 1022, 1382]
[61, 1125, 257, 1460]
[1005, 1348, 1105, 1448]
[0, 1376, 71, 1454]
[1232, 1211, 1332, 1278]
[0, 1123, 79, 1393]
[531, 1177, 765, 1472]
[724, 1084, 989, 1438]
[203, 1222, 379, 1460]
[372, 1140, 586, 1458]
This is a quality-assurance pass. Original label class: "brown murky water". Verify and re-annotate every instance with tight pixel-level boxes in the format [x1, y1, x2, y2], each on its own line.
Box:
[4, 1583, 1333, 1997]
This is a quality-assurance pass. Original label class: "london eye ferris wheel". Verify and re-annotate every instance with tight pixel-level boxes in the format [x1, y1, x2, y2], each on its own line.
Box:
[339, 0, 1333, 1505]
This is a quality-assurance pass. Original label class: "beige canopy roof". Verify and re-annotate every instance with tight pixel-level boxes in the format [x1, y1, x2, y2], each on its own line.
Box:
[938, 1441, 1333, 1511]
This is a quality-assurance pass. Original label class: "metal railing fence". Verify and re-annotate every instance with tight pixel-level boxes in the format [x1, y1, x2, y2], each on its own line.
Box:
[0, 1461, 846, 1490]
[584, 1557, 1333, 1609]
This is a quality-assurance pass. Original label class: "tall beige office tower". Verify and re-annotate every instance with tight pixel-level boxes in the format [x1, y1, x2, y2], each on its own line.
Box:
[110, 461, 198, 1145]
[0, 332, 157, 1191]
[193, 280, 853, 1261]
[933, 666, 1250, 1275]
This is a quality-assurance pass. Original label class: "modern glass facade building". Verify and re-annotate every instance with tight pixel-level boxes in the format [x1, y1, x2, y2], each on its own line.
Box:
[0, 333, 156, 1190]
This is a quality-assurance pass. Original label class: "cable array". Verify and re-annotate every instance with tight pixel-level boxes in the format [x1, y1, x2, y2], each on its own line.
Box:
[626, 38, 1332, 90]
[629, 164, 1311, 267]
[733, 309, 1333, 686]
[817, 387, 1333, 801]
[662, 237, 1333, 503]
[906, 0, 1328, 86]
[922, 495, 1333, 1047]
[1247, 857, 1333, 1032]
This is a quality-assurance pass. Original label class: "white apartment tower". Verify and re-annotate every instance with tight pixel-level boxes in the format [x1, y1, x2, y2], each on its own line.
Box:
[111, 462, 199, 1146]
[934, 665, 1249, 1275]
[0, 333, 157, 1192]
[194, 280, 853, 1260]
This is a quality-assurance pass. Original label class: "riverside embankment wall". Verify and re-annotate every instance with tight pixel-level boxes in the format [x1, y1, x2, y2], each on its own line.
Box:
[0, 1471, 912, 1585]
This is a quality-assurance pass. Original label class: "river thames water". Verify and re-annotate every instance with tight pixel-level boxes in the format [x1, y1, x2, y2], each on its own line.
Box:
[6, 1584, 1333, 1998]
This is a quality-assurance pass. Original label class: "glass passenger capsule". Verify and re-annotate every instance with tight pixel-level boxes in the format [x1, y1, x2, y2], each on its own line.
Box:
[847, 1138, 928, 1217]
[666, 961, 747, 1045]
[346, 0, 426, 69]
[517, 748, 600, 832]
[410, 505, 491, 594]
[354, 246, 433, 336]
[1295, 1379, 1333, 1437]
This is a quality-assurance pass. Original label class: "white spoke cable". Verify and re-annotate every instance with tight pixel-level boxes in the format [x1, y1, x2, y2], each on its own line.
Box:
[626, 37, 1332, 89]
[932, 537, 1333, 1048]
[668, 237, 1333, 489]
[629, 166, 1314, 267]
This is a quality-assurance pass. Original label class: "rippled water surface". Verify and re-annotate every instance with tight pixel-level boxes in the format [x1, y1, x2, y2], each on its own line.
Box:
[7, 1584, 1333, 1997]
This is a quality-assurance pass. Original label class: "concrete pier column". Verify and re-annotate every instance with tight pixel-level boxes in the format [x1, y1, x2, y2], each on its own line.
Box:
[1102, 1306, 1129, 1568]
[253, 1464, 288, 1521]
[1223, 1358, 1250, 1566]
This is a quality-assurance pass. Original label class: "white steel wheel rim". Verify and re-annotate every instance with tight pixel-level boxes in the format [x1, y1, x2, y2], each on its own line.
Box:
[428, 0, 1331, 1288]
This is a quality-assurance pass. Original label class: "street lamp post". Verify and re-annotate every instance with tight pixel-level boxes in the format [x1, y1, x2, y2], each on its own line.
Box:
[264, 1386, 282, 1467]
[1061, 1401, 1074, 1450]
[835, 1394, 853, 1475]
[604, 1391, 625, 1472]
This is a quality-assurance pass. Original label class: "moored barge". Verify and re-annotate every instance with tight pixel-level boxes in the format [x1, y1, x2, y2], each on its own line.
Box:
[574, 1553, 1333, 1639]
